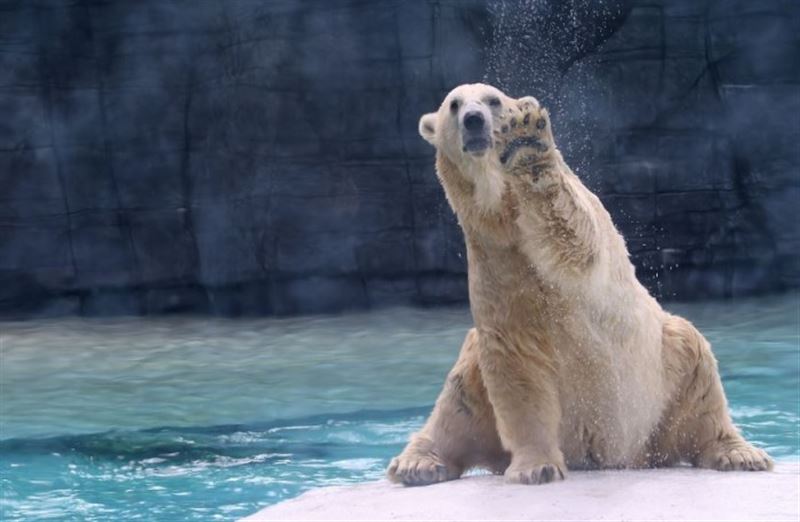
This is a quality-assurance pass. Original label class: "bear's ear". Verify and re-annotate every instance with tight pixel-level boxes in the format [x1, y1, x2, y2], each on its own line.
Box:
[418, 112, 437, 146]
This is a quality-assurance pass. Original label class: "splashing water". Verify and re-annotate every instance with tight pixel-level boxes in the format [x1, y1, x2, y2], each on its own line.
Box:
[484, 0, 630, 180]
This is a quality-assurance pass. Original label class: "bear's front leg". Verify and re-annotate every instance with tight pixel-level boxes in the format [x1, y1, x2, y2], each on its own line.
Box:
[495, 98, 602, 283]
[478, 330, 566, 484]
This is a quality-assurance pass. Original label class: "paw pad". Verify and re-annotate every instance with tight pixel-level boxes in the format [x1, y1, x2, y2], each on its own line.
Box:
[494, 101, 551, 172]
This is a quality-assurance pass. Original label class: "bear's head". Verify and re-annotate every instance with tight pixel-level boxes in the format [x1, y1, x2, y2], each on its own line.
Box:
[419, 83, 510, 160]
[419, 83, 555, 209]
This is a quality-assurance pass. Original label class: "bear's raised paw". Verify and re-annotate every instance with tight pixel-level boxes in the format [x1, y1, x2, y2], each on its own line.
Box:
[495, 99, 553, 176]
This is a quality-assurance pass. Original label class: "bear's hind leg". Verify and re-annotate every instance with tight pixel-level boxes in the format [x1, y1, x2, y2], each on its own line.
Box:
[387, 329, 509, 486]
[652, 314, 773, 471]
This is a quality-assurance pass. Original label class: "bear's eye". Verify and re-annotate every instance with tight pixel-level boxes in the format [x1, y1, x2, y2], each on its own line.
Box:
[487, 97, 501, 108]
[449, 99, 460, 114]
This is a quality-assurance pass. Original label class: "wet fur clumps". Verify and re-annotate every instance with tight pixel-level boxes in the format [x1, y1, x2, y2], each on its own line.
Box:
[448, 373, 474, 417]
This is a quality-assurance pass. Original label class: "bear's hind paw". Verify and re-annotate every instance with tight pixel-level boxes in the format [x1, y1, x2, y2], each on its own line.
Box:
[386, 452, 458, 486]
[697, 441, 773, 471]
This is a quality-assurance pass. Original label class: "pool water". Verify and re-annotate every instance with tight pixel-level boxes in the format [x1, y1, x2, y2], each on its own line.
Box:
[1, 294, 798, 521]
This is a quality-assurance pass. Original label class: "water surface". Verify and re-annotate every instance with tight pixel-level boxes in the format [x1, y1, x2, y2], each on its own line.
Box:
[1, 294, 798, 521]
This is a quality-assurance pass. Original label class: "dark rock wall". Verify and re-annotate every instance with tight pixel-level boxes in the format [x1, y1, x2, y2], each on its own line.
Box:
[0, 0, 797, 316]
[565, 0, 800, 300]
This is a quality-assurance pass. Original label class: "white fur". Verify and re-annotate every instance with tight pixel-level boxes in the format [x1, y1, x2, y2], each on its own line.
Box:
[388, 83, 773, 487]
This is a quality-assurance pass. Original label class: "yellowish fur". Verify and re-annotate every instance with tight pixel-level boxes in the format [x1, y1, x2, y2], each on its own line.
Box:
[388, 83, 772, 486]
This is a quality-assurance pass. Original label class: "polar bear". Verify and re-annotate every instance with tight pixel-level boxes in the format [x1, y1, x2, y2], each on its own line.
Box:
[387, 83, 773, 486]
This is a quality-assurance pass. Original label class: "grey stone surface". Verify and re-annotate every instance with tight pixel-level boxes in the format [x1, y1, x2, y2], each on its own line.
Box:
[0, 0, 797, 316]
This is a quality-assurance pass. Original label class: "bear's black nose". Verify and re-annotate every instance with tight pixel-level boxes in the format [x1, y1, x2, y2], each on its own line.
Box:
[463, 111, 485, 131]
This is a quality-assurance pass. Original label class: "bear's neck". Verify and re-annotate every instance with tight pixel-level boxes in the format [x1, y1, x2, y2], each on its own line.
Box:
[435, 152, 506, 212]
[435, 152, 518, 247]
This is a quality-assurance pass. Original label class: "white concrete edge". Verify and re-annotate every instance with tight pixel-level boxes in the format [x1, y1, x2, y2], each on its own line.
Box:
[242, 462, 800, 521]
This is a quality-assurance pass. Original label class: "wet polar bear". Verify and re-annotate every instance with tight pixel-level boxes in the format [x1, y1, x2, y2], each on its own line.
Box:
[387, 83, 773, 486]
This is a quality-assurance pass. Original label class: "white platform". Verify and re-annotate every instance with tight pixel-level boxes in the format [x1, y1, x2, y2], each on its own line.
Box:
[243, 463, 799, 521]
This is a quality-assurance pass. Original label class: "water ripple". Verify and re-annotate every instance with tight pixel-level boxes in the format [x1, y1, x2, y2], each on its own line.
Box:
[1, 295, 797, 521]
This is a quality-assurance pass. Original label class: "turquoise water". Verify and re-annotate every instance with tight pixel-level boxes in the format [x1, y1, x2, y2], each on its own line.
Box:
[1, 295, 798, 521]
